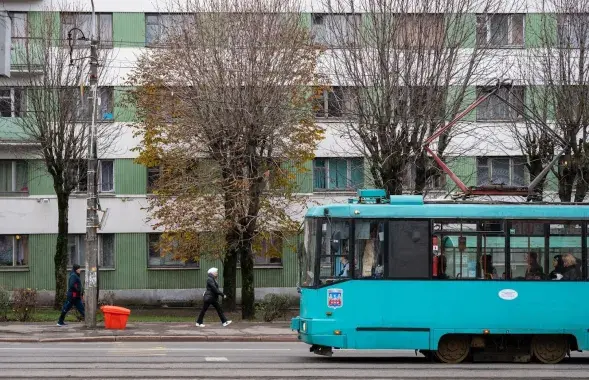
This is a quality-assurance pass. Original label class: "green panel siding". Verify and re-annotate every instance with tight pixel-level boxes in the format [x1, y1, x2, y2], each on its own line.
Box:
[544, 169, 559, 193]
[445, 13, 475, 49]
[113, 13, 146, 48]
[525, 85, 554, 121]
[446, 86, 475, 122]
[114, 87, 136, 123]
[293, 159, 313, 193]
[526, 13, 557, 48]
[445, 156, 476, 191]
[363, 158, 376, 188]
[0, 119, 25, 140]
[115, 159, 147, 195]
[0, 234, 56, 290]
[0, 232, 299, 291]
[300, 13, 312, 29]
[28, 160, 55, 196]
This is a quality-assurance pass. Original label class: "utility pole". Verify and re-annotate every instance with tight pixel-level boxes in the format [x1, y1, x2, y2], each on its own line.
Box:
[85, 0, 99, 328]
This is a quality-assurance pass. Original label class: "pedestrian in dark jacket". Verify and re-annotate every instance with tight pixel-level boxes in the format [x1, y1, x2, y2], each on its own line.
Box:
[196, 267, 232, 327]
[57, 264, 85, 326]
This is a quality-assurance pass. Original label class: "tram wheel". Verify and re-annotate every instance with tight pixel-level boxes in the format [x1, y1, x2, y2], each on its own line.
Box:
[531, 335, 568, 364]
[435, 334, 470, 364]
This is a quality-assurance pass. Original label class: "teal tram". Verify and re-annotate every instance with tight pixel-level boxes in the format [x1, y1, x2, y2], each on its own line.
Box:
[291, 189, 589, 363]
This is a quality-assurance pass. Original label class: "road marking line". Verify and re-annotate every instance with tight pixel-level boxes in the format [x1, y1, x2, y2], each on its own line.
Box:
[0, 347, 291, 352]
[205, 357, 228, 362]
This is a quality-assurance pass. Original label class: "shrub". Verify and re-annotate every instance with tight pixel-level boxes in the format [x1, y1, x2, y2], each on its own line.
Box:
[12, 288, 38, 322]
[0, 288, 10, 321]
[257, 294, 298, 322]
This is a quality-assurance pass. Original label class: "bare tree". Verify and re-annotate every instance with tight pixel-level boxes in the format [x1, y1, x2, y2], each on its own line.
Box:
[5, 8, 117, 309]
[514, 0, 589, 202]
[319, 0, 505, 196]
[128, 0, 322, 318]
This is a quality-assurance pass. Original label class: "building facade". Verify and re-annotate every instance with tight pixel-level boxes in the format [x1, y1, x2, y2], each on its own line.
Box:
[0, 0, 576, 304]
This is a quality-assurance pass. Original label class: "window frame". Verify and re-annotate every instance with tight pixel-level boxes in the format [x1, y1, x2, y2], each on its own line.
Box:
[476, 13, 525, 48]
[146, 166, 160, 194]
[476, 86, 525, 122]
[147, 233, 200, 269]
[0, 87, 26, 118]
[311, 13, 362, 48]
[72, 87, 114, 122]
[313, 157, 364, 192]
[476, 156, 528, 187]
[0, 160, 28, 194]
[314, 86, 357, 119]
[557, 13, 589, 49]
[0, 234, 28, 268]
[9, 12, 28, 40]
[67, 234, 115, 269]
[99, 160, 114, 193]
[60, 12, 113, 49]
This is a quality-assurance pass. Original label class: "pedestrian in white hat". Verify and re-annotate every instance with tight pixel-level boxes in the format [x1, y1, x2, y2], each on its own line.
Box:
[196, 267, 232, 327]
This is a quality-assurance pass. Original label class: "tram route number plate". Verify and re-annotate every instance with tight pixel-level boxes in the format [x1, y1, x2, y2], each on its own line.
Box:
[327, 288, 343, 309]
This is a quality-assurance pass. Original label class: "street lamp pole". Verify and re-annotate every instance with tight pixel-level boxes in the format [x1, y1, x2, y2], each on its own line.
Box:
[85, 0, 99, 328]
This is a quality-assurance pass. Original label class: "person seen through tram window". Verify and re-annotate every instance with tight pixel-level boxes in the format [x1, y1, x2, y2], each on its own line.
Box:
[561, 254, 580, 280]
[549, 255, 565, 280]
[525, 251, 544, 280]
[338, 256, 350, 277]
[480, 254, 498, 279]
[436, 255, 450, 279]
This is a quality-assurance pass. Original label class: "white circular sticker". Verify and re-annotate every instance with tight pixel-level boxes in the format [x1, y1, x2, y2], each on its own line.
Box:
[498, 289, 518, 301]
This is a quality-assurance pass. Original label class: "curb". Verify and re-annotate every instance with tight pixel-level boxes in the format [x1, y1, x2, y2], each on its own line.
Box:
[0, 335, 298, 343]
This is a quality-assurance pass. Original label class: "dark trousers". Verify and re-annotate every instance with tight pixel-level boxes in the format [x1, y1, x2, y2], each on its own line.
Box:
[58, 298, 85, 323]
[197, 300, 227, 324]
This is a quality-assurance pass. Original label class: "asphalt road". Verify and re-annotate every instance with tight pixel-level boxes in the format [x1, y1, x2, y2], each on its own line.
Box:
[2, 342, 589, 379]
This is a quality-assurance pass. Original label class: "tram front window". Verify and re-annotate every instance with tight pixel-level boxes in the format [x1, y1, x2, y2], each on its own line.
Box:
[300, 218, 318, 287]
[319, 219, 350, 284]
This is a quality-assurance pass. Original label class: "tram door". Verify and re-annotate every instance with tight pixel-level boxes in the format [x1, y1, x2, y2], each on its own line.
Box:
[388, 220, 430, 278]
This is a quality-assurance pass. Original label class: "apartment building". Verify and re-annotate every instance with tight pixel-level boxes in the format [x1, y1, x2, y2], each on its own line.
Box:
[0, 0, 574, 304]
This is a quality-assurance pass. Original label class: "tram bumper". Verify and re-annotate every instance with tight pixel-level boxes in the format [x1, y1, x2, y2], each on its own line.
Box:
[290, 316, 301, 332]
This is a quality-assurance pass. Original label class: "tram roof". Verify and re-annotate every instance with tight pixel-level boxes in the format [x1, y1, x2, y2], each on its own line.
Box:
[305, 194, 589, 220]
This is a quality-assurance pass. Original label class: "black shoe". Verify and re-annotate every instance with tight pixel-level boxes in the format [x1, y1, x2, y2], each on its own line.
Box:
[56, 322, 67, 326]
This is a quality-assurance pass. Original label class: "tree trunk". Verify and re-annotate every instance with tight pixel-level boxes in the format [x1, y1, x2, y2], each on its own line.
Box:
[222, 245, 237, 312]
[558, 162, 576, 202]
[380, 160, 404, 196]
[240, 240, 255, 320]
[53, 192, 69, 310]
[574, 166, 589, 202]
[527, 155, 546, 202]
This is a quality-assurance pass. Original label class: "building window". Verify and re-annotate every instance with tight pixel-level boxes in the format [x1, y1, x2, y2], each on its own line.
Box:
[396, 86, 446, 120]
[311, 13, 361, 47]
[61, 13, 113, 48]
[0, 235, 28, 267]
[393, 14, 444, 49]
[476, 14, 524, 48]
[145, 14, 187, 46]
[148, 233, 199, 268]
[558, 14, 589, 49]
[0, 88, 26, 117]
[476, 86, 525, 121]
[67, 234, 115, 268]
[72, 87, 114, 122]
[0, 160, 28, 193]
[10, 12, 28, 40]
[403, 162, 446, 191]
[313, 157, 364, 191]
[147, 166, 160, 193]
[99, 160, 114, 192]
[477, 156, 527, 187]
[314, 87, 356, 118]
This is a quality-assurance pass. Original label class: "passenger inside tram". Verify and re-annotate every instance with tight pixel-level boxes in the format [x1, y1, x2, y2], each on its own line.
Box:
[549, 255, 565, 279]
[525, 251, 544, 280]
[480, 254, 498, 279]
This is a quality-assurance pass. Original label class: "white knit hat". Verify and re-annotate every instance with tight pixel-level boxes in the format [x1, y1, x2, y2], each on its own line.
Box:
[207, 267, 218, 275]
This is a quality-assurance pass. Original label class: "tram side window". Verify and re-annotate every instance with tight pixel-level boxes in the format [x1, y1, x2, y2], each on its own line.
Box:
[435, 220, 504, 279]
[549, 222, 582, 281]
[319, 220, 351, 282]
[510, 221, 545, 280]
[354, 220, 384, 278]
[388, 220, 429, 278]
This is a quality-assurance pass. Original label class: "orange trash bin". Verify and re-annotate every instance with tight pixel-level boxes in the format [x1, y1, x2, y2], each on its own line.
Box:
[100, 305, 131, 330]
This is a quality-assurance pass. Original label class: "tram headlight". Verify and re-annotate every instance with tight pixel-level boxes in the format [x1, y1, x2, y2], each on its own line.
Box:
[302, 322, 307, 332]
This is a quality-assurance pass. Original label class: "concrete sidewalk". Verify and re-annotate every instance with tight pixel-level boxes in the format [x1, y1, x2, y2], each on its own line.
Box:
[0, 322, 298, 343]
